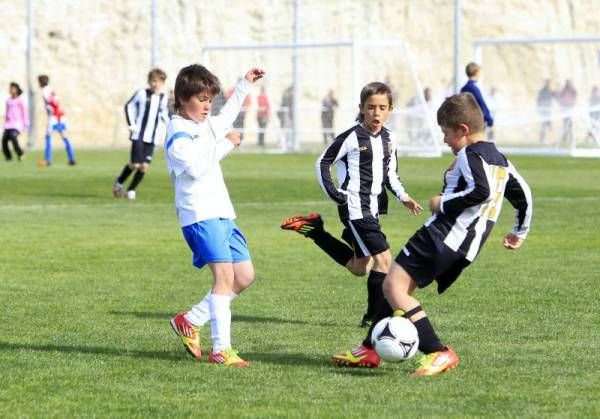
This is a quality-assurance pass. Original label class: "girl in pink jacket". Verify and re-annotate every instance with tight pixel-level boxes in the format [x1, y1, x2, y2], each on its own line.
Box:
[3, 82, 29, 161]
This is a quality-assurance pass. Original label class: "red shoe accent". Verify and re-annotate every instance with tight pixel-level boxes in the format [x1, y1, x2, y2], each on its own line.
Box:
[331, 345, 381, 368]
[280, 213, 323, 236]
[169, 312, 202, 360]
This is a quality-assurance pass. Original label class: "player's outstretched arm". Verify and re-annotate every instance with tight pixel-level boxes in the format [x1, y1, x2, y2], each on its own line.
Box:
[503, 233, 523, 250]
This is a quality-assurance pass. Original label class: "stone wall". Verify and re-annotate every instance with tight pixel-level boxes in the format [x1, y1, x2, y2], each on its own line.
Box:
[1, 0, 598, 148]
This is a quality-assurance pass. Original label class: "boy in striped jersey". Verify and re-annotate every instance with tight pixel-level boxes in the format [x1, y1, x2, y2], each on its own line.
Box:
[332, 93, 533, 376]
[281, 82, 423, 327]
[166, 64, 265, 366]
[113, 68, 169, 200]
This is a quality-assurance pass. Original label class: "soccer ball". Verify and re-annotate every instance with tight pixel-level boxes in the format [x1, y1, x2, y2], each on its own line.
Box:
[371, 316, 419, 362]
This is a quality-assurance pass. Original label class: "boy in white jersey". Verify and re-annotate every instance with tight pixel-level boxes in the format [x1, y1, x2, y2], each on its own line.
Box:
[332, 93, 532, 376]
[166, 64, 264, 366]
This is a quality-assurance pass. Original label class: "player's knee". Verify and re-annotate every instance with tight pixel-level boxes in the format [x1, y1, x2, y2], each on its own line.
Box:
[141, 163, 149, 173]
[372, 251, 392, 272]
[132, 163, 141, 170]
[346, 258, 369, 276]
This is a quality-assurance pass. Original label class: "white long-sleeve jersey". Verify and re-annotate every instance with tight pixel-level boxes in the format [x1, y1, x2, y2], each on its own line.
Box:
[164, 78, 251, 227]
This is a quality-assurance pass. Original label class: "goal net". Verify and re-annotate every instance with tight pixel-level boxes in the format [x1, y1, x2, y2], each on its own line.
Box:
[201, 40, 441, 156]
[472, 37, 600, 157]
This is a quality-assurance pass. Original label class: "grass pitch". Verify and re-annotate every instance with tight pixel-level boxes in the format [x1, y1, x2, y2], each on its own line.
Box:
[0, 150, 599, 418]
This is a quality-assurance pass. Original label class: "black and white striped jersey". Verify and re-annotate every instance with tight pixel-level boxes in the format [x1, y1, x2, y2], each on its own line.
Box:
[125, 88, 169, 144]
[425, 141, 532, 262]
[316, 124, 409, 221]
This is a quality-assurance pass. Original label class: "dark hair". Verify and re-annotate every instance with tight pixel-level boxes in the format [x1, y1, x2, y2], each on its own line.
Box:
[38, 74, 49, 87]
[174, 64, 221, 111]
[10, 82, 23, 96]
[465, 62, 480, 78]
[356, 81, 393, 122]
[437, 92, 484, 133]
[148, 68, 167, 82]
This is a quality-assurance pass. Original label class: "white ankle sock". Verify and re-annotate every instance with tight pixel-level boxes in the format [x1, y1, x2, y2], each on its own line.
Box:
[209, 293, 232, 353]
[185, 291, 237, 327]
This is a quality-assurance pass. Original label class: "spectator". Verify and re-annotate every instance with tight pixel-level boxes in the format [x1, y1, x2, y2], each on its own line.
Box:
[278, 85, 294, 148]
[537, 79, 555, 144]
[558, 79, 577, 146]
[460, 62, 494, 129]
[320, 89, 338, 144]
[256, 86, 270, 147]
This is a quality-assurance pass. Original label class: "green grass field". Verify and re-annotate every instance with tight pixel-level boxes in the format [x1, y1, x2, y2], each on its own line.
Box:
[1, 150, 599, 418]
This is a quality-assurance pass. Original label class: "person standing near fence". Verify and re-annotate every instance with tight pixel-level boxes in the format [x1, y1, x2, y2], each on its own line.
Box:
[321, 89, 338, 144]
[256, 86, 270, 147]
[2, 82, 29, 162]
[558, 79, 577, 147]
[537, 79, 555, 144]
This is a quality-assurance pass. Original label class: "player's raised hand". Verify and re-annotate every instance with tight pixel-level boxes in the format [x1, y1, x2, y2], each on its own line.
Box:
[502, 233, 523, 250]
[402, 196, 424, 216]
[245, 68, 265, 83]
[226, 130, 242, 147]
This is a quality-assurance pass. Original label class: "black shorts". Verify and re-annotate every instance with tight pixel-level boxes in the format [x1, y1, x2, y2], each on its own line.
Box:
[130, 140, 155, 164]
[341, 216, 390, 258]
[395, 226, 471, 294]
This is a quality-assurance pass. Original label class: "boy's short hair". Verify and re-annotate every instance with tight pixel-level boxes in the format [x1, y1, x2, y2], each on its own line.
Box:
[356, 81, 393, 122]
[174, 64, 221, 111]
[465, 62, 480, 78]
[437, 93, 484, 133]
[148, 68, 167, 82]
[38, 75, 49, 87]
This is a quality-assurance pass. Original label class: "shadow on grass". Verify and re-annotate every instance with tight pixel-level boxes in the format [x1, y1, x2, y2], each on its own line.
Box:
[109, 311, 338, 327]
[0, 341, 187, 362]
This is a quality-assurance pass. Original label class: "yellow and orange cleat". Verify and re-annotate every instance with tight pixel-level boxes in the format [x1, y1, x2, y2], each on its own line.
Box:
[169, 312, 202, 360]
[411, 346, 459, 376]
[208, 348, 250, 367]
[331, 345, 381, 368]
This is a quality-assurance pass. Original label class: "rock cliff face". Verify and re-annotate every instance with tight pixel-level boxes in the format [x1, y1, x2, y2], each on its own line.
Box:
[1, 0, 598, 147]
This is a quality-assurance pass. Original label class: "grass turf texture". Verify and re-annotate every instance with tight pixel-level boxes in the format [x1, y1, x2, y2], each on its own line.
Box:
[0, 150, 599, 418]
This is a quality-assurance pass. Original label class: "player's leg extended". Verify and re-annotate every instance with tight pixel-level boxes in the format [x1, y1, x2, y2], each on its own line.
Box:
[59, 130, 76, 165]
[44, 132, 52, 164]
[280, 213, 354, 267]
[384, 262, 458, 376]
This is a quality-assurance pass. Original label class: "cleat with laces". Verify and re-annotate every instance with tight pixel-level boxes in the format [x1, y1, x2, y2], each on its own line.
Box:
[331, 345, 381, 368]
[411, 346, 459, 376]
[169, 312, 202, 360]
[280, 213, 323, 237]
[208, 348, 250, 367]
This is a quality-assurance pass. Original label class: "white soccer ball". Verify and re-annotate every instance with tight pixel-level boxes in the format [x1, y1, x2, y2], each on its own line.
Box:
[371, 316, 419, 362]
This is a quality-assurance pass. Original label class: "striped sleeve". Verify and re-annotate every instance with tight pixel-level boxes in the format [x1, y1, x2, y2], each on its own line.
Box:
[384, 141, 408, 201]
[504, 161, 533, 239]
[440, 150, 490, 214]
[124, 89, 143, 127]
[315, 134, 351, 205]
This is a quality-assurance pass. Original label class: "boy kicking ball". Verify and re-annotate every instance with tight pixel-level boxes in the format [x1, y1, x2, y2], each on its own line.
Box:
[332, 93, 533, 376]
[165, 64, 265, 366]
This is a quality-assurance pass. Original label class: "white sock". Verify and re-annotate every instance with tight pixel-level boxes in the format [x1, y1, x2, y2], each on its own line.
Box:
[185, 291, 237, 327]
[209, 293, 232, 353]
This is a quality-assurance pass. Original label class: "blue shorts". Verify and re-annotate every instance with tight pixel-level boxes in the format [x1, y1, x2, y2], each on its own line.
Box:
[52, 122, 67, 132]
[182, 218, 251, 269]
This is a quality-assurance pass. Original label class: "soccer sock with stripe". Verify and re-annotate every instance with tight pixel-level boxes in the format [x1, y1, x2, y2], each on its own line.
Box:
[127, 170, 145, 191]
[185, 291, 237, 327]
[413, 316, 445, 354]
[209, 293, 232, 353]
[117, 164, 133, 184]
[308, 229, 354, 267]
